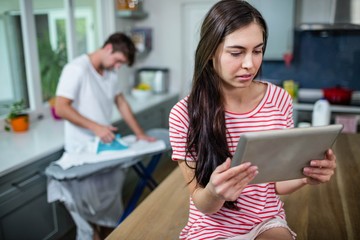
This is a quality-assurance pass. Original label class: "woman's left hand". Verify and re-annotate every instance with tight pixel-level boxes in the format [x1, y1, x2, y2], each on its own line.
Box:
[303, 149, 336, 185]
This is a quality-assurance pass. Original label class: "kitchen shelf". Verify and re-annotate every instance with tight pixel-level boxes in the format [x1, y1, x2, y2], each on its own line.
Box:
[116, 10, 148, 19]
[294, 103, 360, 113]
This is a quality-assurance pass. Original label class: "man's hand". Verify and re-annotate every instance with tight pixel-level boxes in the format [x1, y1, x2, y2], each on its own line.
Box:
[93, 125, 118, 143]
[136, 133, 156, 142]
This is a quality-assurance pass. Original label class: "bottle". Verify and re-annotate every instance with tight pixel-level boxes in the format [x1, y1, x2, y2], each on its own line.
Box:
[312, 99, 331, 126]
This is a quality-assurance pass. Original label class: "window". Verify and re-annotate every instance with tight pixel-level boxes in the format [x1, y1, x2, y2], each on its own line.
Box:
[0, 1, 28, 116]
[0, 0, 105, 121]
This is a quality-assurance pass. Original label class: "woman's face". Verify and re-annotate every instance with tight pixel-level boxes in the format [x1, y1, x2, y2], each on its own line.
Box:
[212, 22, 264, 90]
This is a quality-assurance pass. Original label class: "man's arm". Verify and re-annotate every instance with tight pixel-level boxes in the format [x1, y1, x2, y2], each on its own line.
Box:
[115, 93, 155, 141]
[55, 96, 117, 143]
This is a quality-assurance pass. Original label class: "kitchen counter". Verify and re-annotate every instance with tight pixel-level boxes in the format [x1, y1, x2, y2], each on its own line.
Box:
[0, 92, 179, 177]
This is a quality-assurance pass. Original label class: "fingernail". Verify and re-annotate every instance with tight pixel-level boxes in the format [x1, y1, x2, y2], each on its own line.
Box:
[243, 162, 251, 167]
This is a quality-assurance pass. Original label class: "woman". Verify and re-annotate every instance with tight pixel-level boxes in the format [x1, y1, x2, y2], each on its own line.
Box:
[169, 0, 336, 239]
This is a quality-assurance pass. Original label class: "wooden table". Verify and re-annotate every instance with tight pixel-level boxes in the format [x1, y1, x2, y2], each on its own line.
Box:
[106, 134, 360, 240]
[282, 133, 360, 240]
[106, 165, 189, 240]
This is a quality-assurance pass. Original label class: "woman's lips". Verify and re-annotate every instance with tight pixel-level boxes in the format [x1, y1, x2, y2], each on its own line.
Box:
[236, 74, 253, 81]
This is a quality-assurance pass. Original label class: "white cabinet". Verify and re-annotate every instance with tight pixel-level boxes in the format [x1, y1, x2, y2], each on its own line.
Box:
[247, 0, 295, 60]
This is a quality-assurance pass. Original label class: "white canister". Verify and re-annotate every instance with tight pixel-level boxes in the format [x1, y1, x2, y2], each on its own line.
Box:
[312, 99, 331, 126]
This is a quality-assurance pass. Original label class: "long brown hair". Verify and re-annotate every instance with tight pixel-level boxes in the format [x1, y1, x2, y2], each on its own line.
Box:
[187, 0, 268, 209]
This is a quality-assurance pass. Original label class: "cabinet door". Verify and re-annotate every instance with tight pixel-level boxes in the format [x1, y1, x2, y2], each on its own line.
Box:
[0, 151, 75, 240]
[248, 0, 295, 60]
[298, 0, 333, 24]
[182, 0, 295, 64]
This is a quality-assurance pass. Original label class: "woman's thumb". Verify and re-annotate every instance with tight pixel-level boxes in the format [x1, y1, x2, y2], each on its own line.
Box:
[216, 158, 231, 173]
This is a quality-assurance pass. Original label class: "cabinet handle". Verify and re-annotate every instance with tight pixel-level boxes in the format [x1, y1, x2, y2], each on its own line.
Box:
[12, 172, 43, 188]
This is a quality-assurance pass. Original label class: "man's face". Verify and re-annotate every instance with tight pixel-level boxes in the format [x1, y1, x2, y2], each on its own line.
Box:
[103, 51, 129, 70]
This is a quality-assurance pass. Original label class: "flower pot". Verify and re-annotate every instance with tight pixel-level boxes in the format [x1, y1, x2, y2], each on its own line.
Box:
[10, 114, 29, 132]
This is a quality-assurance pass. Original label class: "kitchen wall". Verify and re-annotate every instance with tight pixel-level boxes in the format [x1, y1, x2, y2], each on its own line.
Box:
[261, 30, 360, 91]
[116, 0, 203, 97]
[115, 0, 360, 98]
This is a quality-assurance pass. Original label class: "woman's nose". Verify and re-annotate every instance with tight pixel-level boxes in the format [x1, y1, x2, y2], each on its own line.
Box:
[241, 53, 254, 69]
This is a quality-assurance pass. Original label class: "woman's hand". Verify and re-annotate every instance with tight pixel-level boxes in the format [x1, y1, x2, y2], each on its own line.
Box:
[205, 158, 258, 201]
[303, 149, 336, 185]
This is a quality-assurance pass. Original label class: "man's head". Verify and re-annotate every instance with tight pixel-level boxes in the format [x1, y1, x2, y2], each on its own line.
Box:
[101, 32, 136, 69]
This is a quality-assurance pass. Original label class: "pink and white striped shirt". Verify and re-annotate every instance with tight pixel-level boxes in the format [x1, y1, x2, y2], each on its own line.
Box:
[169, 82, 294, 239]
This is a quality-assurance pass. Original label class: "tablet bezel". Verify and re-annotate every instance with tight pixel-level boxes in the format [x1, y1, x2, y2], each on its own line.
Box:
[231, 124, 343, 184]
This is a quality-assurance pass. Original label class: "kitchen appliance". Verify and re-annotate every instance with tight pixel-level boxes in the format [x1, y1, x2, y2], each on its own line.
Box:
[135, 68, 169, 94]
[297, 0, 360, 31]
[312, 99, 331, 126]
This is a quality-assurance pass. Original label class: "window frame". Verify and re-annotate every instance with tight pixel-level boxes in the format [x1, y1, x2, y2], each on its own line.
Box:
[0, 0, 116, 127]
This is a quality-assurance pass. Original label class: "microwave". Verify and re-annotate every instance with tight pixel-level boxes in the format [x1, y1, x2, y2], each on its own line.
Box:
[134, 67, 169, 94]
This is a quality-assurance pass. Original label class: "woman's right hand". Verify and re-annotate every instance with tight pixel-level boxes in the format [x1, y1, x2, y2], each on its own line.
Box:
[205, 158, 258, 201]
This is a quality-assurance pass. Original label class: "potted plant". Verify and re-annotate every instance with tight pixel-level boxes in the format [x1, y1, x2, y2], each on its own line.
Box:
[4, 99, 30, 132]
[38, 32, 67, 120]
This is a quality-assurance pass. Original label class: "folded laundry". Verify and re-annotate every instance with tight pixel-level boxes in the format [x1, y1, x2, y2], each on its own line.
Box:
[55, 135, 166, 170]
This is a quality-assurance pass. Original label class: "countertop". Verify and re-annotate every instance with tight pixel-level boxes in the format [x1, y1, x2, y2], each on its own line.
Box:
[0, 92, 179, 177]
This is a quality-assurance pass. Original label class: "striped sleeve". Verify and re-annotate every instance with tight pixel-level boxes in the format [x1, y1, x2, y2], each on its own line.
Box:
[169, 98, 193, 161]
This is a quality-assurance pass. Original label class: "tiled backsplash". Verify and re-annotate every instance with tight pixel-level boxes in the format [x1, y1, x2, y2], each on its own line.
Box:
[261, 30, 360, 91]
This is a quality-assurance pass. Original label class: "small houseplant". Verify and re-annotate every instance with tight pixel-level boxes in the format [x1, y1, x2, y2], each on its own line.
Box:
[4, 99, 30, 132]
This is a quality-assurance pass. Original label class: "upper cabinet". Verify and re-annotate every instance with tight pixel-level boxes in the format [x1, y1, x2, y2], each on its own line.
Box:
[247, 0, 295, 60]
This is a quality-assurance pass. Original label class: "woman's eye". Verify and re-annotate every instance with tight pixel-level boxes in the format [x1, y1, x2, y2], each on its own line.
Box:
[230, 52, 242, 57]
[253, 49, 263, 55]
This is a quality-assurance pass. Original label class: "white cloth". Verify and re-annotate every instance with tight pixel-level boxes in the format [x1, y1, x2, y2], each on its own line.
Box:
[56, 54, 122, 153]
[226, 216, 296, 240]
[54, 135, 166, 170]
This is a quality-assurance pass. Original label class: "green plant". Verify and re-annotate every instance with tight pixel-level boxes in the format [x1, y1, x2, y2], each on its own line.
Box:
[3, 99, 27, 131]
[38, 33, 67, 101]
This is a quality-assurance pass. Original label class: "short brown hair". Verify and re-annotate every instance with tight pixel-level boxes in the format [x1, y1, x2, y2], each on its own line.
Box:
[102, 32, 136, 66]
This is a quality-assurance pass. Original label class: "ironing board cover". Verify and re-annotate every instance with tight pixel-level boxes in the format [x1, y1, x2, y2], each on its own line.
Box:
[45, 128, 171, 180]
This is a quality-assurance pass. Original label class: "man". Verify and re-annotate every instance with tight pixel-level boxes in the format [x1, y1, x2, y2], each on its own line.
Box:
[55, 32, 155, 240]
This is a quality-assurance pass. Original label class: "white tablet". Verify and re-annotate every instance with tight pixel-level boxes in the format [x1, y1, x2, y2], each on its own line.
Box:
[231, 124, 343, 184]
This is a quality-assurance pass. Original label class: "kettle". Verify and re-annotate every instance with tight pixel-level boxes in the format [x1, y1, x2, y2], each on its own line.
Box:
[135, 68, 169, 94]
[312, 99, 331, 126]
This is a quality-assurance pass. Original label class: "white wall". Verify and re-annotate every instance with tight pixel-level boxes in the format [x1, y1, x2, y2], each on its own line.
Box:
[116, 0, 215, 98]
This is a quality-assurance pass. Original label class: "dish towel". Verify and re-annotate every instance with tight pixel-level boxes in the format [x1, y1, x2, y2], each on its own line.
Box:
[55, 135, 166, 170]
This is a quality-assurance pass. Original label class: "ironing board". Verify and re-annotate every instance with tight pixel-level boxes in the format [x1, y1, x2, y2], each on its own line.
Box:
[45, 128, 171, 224]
